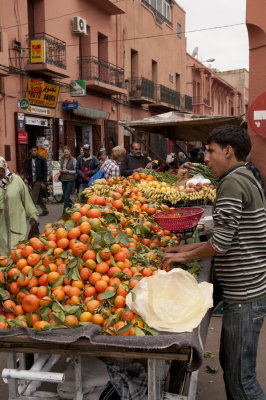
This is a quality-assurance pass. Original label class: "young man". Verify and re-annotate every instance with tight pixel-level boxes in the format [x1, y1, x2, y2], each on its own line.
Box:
[120, 142, 152, 177]
[24, 146, 49, 216]
[163, 125, 266, 400]
[76, 143, 99, 192]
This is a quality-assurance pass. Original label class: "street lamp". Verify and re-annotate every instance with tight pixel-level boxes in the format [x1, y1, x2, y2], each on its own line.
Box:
[203, 58, 215, 63]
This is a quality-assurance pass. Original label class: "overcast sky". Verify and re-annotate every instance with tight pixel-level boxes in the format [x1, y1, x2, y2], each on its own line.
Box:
[176, 0, 249, 72]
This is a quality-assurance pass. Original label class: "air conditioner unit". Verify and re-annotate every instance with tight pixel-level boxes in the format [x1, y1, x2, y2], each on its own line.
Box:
[73, 17, 87, 35]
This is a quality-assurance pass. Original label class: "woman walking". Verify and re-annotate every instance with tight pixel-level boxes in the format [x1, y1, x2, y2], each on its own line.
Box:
[0, 156, 38, 256]
[59, 146, 77, 211]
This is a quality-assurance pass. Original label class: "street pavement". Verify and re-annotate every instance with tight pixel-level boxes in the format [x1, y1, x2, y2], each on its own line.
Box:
[0, 201, 266, 398]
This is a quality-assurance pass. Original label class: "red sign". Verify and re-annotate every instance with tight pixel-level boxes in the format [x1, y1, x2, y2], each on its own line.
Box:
[248, 92, 266, 139]
[18, 130, 28, 144]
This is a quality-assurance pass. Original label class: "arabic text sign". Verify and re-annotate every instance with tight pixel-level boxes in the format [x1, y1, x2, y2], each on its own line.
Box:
[26, 79, 60, 109]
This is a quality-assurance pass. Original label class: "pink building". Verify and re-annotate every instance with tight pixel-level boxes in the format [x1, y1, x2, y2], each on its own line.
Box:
[246, 0, 266, 186]
[0, 0, 191, 173]
[186, 54, 243, 117]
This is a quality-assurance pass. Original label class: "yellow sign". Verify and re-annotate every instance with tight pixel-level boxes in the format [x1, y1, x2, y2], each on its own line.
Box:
[26, 79, 60, 109]
[30, 40, 46, 63]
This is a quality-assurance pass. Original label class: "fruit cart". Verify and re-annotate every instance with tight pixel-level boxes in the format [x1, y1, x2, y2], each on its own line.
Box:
[0, 256, 212, 400]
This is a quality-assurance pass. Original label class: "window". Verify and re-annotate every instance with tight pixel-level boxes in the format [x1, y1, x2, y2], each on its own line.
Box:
[142, 0, 171, 22]
[177, 23, 182, 39]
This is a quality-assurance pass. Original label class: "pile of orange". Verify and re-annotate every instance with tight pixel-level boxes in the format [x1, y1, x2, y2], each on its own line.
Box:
[0, 179, 180, 335]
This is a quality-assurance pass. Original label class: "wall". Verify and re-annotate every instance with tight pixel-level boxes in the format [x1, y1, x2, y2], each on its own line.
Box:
[246, 0, 266, 186]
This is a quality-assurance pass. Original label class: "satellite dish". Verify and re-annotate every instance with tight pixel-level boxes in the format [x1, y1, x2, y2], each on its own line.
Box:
[192, 46, 199, 58]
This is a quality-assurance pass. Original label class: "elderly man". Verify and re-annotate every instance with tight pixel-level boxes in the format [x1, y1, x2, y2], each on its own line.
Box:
[120, 142, 152, 177]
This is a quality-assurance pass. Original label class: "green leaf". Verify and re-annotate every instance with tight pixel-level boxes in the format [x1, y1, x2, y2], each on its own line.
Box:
[39, 237, 50, 246]
[0, 288, 10, 301]
[51, 313, 65, 324]
[96, 251, 103, 264]
[19, 273, 26, 282]
[99, 290, 116, 300]
[60, 251, 69, 259]
[28, 268, 33, 279]
[135, 327, 146, 336]
[65, 305, 80, 315]
[104, 231, 116, 246]
[141, 325, 158, 336]
[118, 231, 130, 246]
[52, 275, 64, 288]
[205, 365, 218, 374]
[0, 315, 7, 321]
[204, 351, 215, 358]
[104, 313, 117, 329]
[65, 220, 75, 230]
[113, 271, 123, 278]
[116, 323, 133, 334]
[130, 275, 142, 281]
[71, 267, 81, 281]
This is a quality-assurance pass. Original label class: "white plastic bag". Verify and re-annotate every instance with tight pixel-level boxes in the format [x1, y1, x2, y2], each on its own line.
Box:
[126, 269, 213, 333]
[186, 173, 211, 186]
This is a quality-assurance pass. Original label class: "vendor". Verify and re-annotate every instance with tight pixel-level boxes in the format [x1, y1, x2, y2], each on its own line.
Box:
[120, 142, 153, 177]
[163, 125, 266, 400]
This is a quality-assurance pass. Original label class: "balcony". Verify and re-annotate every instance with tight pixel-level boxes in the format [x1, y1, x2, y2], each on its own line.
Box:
[128, 77, 156, 103]
[25, 33, 68, 79]
[79, 56, 127, 96]
[89, 0, 125, 15]
[149, 84, 181, 110]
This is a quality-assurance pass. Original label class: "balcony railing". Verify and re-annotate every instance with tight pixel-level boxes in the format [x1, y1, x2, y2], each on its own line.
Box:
[129, 77, 155, 101]
[28, 33, 66, 69]
[159, 84, 180, 107]
[79, 56, 125, 88]
[185, 95, 193, 111]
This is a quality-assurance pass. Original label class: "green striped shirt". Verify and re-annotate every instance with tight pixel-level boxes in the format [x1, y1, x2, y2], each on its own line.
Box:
[211, 165, 266, 303]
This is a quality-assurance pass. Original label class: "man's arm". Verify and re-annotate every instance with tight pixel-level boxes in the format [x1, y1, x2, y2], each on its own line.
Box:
[120, 156, 134, 177]
[163, 240, 217, 265]
[76, 156, 83, 176]
[42, 158, 48, 183]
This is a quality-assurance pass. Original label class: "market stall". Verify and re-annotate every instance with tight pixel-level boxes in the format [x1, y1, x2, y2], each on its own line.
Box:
[0, 171, 214, 399]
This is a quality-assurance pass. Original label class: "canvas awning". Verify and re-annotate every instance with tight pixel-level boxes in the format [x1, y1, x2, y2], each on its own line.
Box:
[73, 106, 109, 120]
[119, 112, 243, 142]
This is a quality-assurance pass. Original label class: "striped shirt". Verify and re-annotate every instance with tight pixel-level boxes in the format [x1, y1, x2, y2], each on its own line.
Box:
[211, 165, 266, 303]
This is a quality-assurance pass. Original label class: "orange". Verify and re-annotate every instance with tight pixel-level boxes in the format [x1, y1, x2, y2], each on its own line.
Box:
[52, 288, 65, 300]
[110, 244, 121, 254]
[95, 262, 109, 274]
[56, 227, 68, 239]
[33, 320, 49, 330]
[64, 315, 79, 326]
[95, 280, 108, 293]
[16, 258, 28, 270]
[47, 271, 61, 285]
[71, 211, 82, 223]
[22, 294, 40, 313]
[79, 311, 93, 322]
[68, 227, 81, 240]
[79, 221, 91, 234]
[80, 267, 90, 280]
[114, 295, 126, 308]
[87, 208, 102, 218]
[89, 272, 102, 285]
[85, 259, 97, 270]
[100, 249, 111, 260]
[57, 238, 69, 249]
[84, 286, 96, 298]
[21, 245, 34, 258]
[86, 299, 100, 313]
[91, 313, 104, 325]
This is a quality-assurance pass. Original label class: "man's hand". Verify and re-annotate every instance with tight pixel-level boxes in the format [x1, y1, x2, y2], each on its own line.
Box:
[163, 252, 189, 266]
[29, 219, 39, 226]
[146, 162, 152, 169]
[24, 178, 28, 185]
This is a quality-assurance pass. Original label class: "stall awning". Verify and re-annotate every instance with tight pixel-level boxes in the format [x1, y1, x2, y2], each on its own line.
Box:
[73, 106, 109, 120]
[119, 112, 244, 142]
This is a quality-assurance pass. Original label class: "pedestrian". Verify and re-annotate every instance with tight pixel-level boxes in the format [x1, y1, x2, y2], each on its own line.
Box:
[98, 148, 109, 169]
[76, 143, 100, 192]
[102, 146, 126, 179]
[24, 146, 49, 216]
[120, 142, 152, 177]
[0, 156, 38, 256]
[59, 146, 77, 211]
[163, 125, 266, 400]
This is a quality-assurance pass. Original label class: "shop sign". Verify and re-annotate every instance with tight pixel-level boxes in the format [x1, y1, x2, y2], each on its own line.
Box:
[27, 105, 52, 116]
[63, 101, 78, 110]
[26, 79, 60, 108]
[248, 92, 266, 139]
[30, 40, 46, 63]
[18, 130, 28, 144]
[51, 161, 63, 195]
[70, 80, 86, 97]
[25, 116, 49, 127]
[18, 98, 30, 110]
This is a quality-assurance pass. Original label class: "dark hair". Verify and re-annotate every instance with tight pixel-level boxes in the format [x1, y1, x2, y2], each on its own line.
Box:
[62, 145, 71, 152]
[31, 146, 38, 150]
[206, 125, 251, 161]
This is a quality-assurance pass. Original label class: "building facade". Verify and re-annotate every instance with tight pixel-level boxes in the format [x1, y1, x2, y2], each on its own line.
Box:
[0, 0, 191, 173]
[186, 54, 243, 117]
[246, 0, 266, 186]
[217, 68, 249, 116]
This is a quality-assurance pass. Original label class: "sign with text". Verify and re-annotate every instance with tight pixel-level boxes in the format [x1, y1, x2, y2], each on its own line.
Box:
[70, 80, 86, 97]
[30, 40, 46, 63]
[18, 130, 28, 144]
[51, 161, 63, 195]
[26, 79, 60, 108]
[63, 101, 78, 110]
